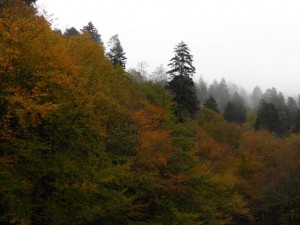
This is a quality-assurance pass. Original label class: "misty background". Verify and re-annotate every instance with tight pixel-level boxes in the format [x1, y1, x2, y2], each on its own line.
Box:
[37, 0, 300, 96]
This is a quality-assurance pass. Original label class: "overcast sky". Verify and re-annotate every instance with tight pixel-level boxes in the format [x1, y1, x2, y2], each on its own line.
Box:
[37, 0, 300, 96]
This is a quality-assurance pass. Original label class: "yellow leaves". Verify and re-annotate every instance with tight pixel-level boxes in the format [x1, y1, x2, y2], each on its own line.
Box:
[0, 0, 79, 134]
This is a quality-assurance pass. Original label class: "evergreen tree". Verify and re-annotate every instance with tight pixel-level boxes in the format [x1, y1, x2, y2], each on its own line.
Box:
[64, 27, 80, 37]
[223, 92, 247, 124]
[251, 86, 263, 109]
[232, 92, 247, 123]
[294, 110, 300, 133]
[208, 80, 219, 98]
[255, 101, 284, 137]
[167, 41, 199, 121]
[106, 34, 127, 68]
[263, 87, 282, 107]
[262, 88, 290, 134]
[287, 97, 298, 128]
[217, 78, 231, 112]
[203, 96, 219, 113]
[208, 78, 230, 112]
[223, 101, 236, 122]
[196, 76, 208, 105]
[82, 21, 103, 45]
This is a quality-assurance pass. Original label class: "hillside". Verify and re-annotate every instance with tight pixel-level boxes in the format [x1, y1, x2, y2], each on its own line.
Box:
[0, 1, 299, 224]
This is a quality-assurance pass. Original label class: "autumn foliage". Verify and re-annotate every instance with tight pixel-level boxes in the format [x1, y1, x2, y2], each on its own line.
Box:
[0, 1, 299, 225]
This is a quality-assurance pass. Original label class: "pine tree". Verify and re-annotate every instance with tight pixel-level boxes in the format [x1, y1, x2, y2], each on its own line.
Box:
[197, 77, 208, 105]
[106, 34, 127, 68]
[208, 78, 230, 112]
[223, 101, 236, 122]
[82, 22, 103, 45]
[251, 86, 263, 109]
[166, 41, 199, 121]
[294, 110, 300, 133]
[203, 96, 219, 113]
[287, 97, 298, 128]
[231, 92, 247, 124]
[255, 101, 284, 137]
[217, 78, 231, 112]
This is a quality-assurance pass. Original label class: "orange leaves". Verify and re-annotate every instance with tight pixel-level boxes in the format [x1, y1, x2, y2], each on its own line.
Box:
[0, 1, 77, 131]
[137, 130, 172, 168]
[192, 128, 234, 165]
[238, 130, 282, 160]
[132, 104, 167, 131]
[132, 105, 173, 170]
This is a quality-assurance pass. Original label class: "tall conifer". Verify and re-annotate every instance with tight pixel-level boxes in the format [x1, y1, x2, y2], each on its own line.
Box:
[167, 41, 199, 121]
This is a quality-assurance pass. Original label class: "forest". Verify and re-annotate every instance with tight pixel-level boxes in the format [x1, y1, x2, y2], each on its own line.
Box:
[0, 1, 299, 224]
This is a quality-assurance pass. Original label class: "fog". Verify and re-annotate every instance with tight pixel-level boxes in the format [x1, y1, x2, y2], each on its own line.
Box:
[37, 0, 300, 96]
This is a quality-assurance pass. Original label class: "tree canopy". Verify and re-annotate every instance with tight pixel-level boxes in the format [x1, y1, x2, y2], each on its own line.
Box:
[0, 2, 300, 225]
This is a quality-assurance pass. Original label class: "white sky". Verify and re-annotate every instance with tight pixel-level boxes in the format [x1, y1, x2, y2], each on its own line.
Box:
[37, 0, 300, 96]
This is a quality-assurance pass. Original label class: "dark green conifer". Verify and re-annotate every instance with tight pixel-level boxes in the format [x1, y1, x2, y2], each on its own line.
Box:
[203, 96, 219, 113]
[106, 34, 127, 68]
[82, 22, 103, 45]
[255, 101, 284, 137]
[225, 92, 247, 124]
[167, 41, 199, 121]
[223, 101, 236, 122]
[64, 27, 80, 37]
[294, 110, 300, 133]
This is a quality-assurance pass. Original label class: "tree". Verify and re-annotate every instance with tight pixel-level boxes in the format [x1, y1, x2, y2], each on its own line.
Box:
[223, 101, 236, 122]
[208, 78, 230, 112]
[217, 78, 231, 112]
[196, 76, 208, 105]
[287, 97, 298, 129]
[255, 101, 284, 137]
[136, 61, 148, 78]
[224, 92, 247, 124]
[166, 41, 199, 121]
[261, 88, 290, 135]
[127, 61, 148, 82]
[81, 21, 103, 45]
[64, 27, 80, 37]
[204, 96, 219, 113]
[127, 68, 144, 82]
[106, 34, 127, 68]
[294, 110, 300, 133]
[251, 86, 263, 109]
[149, 64, 167, 83]
[208, 80, 219, 98]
